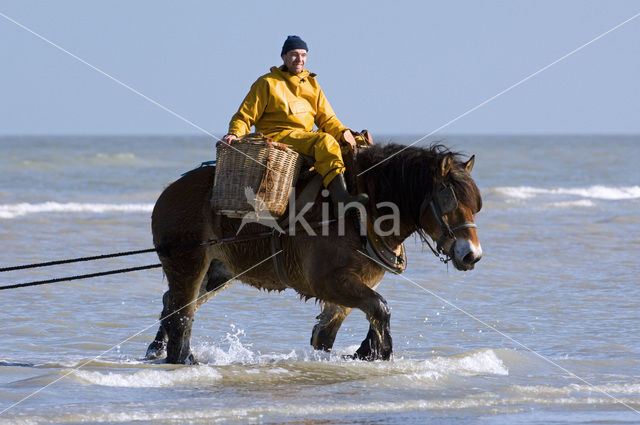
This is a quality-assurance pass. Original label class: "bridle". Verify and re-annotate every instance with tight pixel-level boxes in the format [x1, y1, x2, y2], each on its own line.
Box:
[418, 183, 477, 263]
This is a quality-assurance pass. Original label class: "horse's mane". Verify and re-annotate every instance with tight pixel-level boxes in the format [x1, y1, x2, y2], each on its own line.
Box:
[356, 143, 482, 225]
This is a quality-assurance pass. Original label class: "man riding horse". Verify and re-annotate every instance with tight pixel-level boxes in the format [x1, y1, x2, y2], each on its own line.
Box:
[221, 35, 368, 214]
[145, 36, 483, 365]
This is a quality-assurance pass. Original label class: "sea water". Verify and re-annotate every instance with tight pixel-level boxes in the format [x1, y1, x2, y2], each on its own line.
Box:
[0, 135, 638, 424]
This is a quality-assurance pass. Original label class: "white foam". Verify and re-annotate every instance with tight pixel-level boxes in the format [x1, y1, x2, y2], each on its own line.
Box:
[193, 326, 303, 366]
[494, 185, 640, 201]
[93, 152, 136, 161]
[409, 349, 509, 380]
[6, 391, 639, 425]
[196, 329, 508, 381]
[0, 202, 154, 219]
[511, 382, 640, 396]
[193, 327, 258, 365]
[495, 186, 547, 199]
[70, 365, 221, 387]
[194, 339, 257, 365]
[546, 200, 596, 208]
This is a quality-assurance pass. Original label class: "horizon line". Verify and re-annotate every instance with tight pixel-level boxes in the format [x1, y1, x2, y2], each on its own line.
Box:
[1, 132, 639, 138]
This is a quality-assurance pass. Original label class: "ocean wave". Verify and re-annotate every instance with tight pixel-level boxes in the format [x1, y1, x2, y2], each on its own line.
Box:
[0, 202, 154, 219]
[64, 348, 507, 389]
[18, 153, 139, 169]
[509, 382, 640, 396]
[492, 185, 640, 201]
[192, 332, 509, 387]
[545, 200, 596, 208]
[93, 152, 136, 161]
[4, 392, 638, 424]
[194, 329, 508, 380]
[412, 349, 509, 378]
[70, 365, 222, 388]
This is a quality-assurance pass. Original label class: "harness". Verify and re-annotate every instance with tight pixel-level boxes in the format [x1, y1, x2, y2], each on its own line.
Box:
[269, 173, 408, 285]
[269, 174, 324, 286]
[418, 183, 477, 263]
[362, 217, 407, 274]
[211, 153, 476, 282]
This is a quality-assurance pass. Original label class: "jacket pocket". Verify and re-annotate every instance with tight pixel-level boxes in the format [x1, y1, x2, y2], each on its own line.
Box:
[288, 100, 313, 115]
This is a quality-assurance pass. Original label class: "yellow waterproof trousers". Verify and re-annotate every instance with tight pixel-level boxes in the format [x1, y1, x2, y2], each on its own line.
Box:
[268, 129, 345, 187]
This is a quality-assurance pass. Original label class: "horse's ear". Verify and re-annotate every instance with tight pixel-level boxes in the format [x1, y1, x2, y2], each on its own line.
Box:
[439, 154, 453, 178]
[464, 155, 475, 174]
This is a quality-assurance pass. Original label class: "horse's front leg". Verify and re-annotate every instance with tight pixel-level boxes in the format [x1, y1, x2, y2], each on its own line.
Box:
[311, 279, 382, 351]
[354, 320, 392, 361]
[321, 276, 392, 361]
[353, 295, 392, 361]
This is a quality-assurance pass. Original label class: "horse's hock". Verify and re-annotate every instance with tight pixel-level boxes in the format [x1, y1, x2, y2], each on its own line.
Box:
[211, 135, 303, 218]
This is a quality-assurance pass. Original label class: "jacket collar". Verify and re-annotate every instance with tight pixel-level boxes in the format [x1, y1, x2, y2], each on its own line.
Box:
[271, 65, 311, 82]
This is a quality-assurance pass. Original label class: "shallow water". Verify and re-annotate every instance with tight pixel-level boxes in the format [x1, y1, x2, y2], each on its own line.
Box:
[1, 135, 639, 424]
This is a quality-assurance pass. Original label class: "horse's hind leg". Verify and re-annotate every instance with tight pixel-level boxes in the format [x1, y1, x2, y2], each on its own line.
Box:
[145, 290, 172, 360]
[194, 259, 234, 309]
[310, 303, 352, 351]
[145, 259, 233, 361]
[154, 247, 214, 364]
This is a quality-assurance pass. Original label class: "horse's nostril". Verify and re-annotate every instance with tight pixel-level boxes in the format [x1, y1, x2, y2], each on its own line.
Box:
[463, 252, 481, 265]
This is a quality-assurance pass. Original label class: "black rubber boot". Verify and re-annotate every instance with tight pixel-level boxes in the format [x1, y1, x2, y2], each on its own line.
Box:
[327, 173, 369, 217]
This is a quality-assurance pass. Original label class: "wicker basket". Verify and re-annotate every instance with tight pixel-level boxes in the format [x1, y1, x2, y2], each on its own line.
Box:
[211, 135, 303, 218]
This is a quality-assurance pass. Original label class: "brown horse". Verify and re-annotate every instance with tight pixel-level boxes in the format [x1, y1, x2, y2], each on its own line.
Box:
[145, 143, 482, 364]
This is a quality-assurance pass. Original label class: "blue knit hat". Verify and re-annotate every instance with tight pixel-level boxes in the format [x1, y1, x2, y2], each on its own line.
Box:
[281, 35, 308, 56]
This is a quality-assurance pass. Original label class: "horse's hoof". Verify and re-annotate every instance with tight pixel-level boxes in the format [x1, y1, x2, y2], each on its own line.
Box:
[352, 349, 392, 361]
[353, 337, 393, 361]
[353, 340, 374, 360]
[185, 353, 199, 365]
[165, 352, 198, 365]
[145, 341, 167, 361]
[310, 324, 334, 352]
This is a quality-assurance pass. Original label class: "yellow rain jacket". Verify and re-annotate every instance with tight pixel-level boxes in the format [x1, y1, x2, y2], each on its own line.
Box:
[228, 66, 348, 186]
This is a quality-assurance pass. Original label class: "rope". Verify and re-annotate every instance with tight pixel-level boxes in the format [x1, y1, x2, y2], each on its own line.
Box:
[0, 220, 336, 290]
[0, 248, 157, 272]
[0, 263, 162, 290]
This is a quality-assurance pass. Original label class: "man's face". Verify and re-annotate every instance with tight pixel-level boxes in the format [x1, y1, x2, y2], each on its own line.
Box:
[281, 49, 307, 74]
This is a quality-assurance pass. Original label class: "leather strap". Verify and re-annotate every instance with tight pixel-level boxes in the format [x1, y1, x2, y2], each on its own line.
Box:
[364, 219, 407, 274]
[269, 230, 290, 286]
[271, 174, 323, 287]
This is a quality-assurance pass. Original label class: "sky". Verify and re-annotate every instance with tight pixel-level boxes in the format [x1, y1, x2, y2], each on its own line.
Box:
[1, 1, 639, 136]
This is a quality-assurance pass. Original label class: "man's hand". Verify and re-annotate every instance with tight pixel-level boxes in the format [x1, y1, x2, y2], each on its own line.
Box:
[341, 129, 357, 149]
[222, 134, 237, 145]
